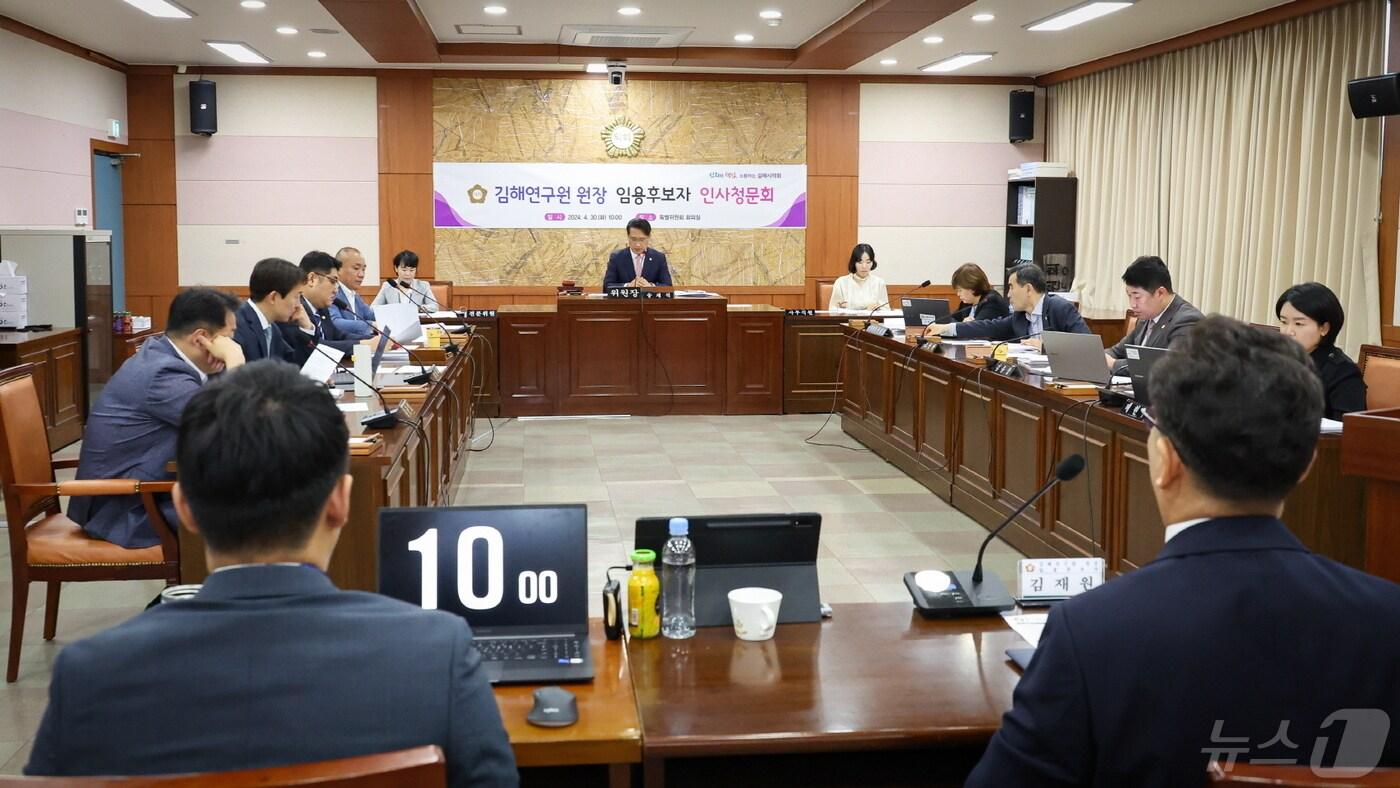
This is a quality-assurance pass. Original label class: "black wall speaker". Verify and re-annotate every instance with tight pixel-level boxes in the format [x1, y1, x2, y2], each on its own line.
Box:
[1010, 89, 1035, 142]
[190, 79, 217, 136]
[1348, 74, 1400, 119]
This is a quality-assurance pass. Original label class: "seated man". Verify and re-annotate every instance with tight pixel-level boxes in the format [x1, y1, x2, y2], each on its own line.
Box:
[1104, 255, 1203, 374]
[604, 218, 672, 289]
[967, 316, 1400, 788]
[27, 361, 519, 787]
[329, 245, 377, 340]
[283, 250, 360, 366]
[924, 263, 1087, 343]
[233, 257, 305, 364]
[68, 288, 243, 548]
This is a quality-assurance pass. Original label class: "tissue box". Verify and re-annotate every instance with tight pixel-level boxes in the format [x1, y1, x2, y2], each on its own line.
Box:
[0, 311, 29, 329]
[0, 293, 27, 312]
[0, 276, 27, 295]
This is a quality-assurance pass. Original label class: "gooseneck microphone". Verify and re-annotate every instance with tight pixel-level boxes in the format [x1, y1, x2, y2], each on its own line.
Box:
[386, 280, 464, 354]
[332, 297, 434, 385]
[972, 454, 1086, 583]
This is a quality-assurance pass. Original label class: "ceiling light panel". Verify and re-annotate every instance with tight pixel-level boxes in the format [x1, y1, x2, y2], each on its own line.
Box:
[1026, 1, 1133, 32]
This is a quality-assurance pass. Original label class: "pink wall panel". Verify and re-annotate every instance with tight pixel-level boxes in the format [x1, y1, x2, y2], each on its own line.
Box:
[175, 135, 377, 183]
[175, 178, 378, 226]
[859, 141, 1045, 186]
[0, 108, 103, 176]
[858, 184, 1006, 227]
[0, 167, 89, 226]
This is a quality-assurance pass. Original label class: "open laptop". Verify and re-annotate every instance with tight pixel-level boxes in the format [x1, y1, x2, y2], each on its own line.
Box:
[332, 331, 393, 388]
[377, 504, 594, 684]
[1042, 331, 1111, 386]
[900, 297, 951, 328]
[1124, 344, 1172, 405]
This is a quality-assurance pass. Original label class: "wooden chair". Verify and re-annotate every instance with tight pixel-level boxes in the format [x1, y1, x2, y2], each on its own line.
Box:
[0, 745, 446, 787]
[428, 280, 453, 311]
[817, 279, 836, 310]
[0, 364, 180, 683]
[1358, 344, 1400, 410]
[1208, 761, 1400, 785]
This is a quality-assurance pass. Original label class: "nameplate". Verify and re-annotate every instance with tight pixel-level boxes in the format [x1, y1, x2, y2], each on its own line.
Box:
[864, 322, 893, 338]
[605, 287, 673, 300]
[786, 309, 817, 316]
[461, 309, 496, 318]
[1018, 557, 1105, 601]
[989, 360, 1020, 378]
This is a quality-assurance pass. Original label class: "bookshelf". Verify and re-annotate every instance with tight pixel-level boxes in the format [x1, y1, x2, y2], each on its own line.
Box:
[1004, 176, 1077, 292]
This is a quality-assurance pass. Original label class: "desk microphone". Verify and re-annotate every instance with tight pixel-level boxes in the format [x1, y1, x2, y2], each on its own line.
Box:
[386, 280, 465, 354]
[306, 341, 409, 430]
[859, 280, 931, 338]
[333, 297, 433, 385]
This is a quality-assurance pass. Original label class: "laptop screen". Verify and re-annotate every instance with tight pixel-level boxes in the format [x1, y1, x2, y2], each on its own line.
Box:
[377, 505, 588, 631]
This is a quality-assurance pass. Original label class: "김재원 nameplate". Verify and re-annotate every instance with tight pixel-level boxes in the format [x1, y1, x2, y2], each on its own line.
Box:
[1018, 557, 1105, 602]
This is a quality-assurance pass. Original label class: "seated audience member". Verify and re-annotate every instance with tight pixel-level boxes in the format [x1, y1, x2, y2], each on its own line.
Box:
[374, 249, 441, 311]
[329, 246, 376, 340]
[924, 263, 1088, 342]
[1104, 255, 1203, 374]
[69, 288, 243, 548]
[967, 316, 1400, 788]
[603, 218, 672, 290]
[828, 243, 889, 311]
[233, 257, 305, 364]
[938, 262, 1009, 324]
[284, 250, 360, 366]
[1276, 281, 1367, 419]
[27, 362, 519, 787]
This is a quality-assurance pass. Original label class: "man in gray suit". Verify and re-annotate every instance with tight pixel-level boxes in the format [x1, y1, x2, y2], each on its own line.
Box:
[1105, 255, 1204, 375]
[68, 288, 244, 548]
[27, 361, 518, 787]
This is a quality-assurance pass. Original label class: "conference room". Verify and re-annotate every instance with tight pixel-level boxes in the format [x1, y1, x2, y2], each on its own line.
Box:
[1, 0, 1399, 785]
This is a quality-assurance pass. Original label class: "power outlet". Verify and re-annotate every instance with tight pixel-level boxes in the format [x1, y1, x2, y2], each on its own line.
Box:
[74, 207, 90, 227]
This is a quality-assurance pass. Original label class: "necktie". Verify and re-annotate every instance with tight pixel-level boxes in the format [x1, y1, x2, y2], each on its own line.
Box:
[1029, 311, 1042, 337]
[634, 253, 644, 280]
[264, 326, 273, 356]
[1141, 320, 1154, 345]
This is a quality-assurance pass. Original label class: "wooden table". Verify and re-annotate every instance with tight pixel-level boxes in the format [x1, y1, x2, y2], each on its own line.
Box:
[1341, 407, 1400, 583]
[0, 327, 84, 449]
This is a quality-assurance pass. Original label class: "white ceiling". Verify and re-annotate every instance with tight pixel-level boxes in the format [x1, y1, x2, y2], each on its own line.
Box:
[0, 0, 1304, 74]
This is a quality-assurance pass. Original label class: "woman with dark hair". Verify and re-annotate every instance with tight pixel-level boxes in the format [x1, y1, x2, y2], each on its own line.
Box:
[372, 249, 440, 311]
[1275, 282, 1366, 419]
[829, 243, 889, 311]
[938, 263, 1010, 324]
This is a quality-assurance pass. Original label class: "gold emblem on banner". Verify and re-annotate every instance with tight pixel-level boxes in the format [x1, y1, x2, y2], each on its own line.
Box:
[467, 184, 487, 204]
[601, 118, 645, 158]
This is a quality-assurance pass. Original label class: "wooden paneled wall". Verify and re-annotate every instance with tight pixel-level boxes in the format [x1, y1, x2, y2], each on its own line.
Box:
[805, 76, 861, 309]
[377, 69, 435, 281]
[123, 66, 178, 330]
[1381, 0, 1400, 346]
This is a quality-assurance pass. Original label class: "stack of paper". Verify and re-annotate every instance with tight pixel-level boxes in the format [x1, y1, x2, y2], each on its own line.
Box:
[1008, 161, 1072, 179]
[1016, 186, 1036, 224]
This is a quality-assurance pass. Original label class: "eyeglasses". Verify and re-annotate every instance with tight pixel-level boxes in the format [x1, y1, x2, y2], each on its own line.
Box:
[1141, 406, 1157, 429]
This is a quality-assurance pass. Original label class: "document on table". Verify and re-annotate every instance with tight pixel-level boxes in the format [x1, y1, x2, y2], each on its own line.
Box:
[372, 302, 424, 344]
[1320, 418, 1344, 434]
[337, 402, 370, 413]
[428, 310, 458, 319]
[299, 346, 344, 384]
[1002, 612, 1049, 647]
[939, 339, 993, 346]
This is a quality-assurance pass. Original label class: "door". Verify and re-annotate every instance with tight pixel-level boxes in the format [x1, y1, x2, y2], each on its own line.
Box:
[90, 152, 124, 392]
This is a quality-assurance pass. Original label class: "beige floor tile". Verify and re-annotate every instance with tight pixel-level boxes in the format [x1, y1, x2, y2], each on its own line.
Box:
[816, 557, 859, 586]
[596, 452, 671, 470]
[523, 484, 612, 504]
[895, 509, 982, 532]
[0, 743, 24, 774]
[688, 480, 780, 499]
[674, 464, 761, 482]
[783, 494, 883, 514]
[816, 511, 909, 533]
[453, 485, 525, 506]
[837, 556, 955, 585]
[871, 493, 951, 513]
[915, 529, 1003, 555]
[599, 464, 681, 483]
[692, 496, 793, 515]
[1, 741, 32, 775]
[748, 463, 839, 480]
[461, 468, 524, 485]
[769, 479, 860, 496]
[818, 584, 876, 604]
[850, 477, 930, 495]
[821, 532, 938, 560]
[863, 583, 917, 603]
[522, 468, 605, 486]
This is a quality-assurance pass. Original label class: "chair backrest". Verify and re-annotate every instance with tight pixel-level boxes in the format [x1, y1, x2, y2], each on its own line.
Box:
[428, 280, 452, 310]
[0, 364, 55, 491]
[1208, 761, 1400, 786]
[1359, 344, 1400, 410]
[0, 745, 447, 788]
[818, 281, 835, 310]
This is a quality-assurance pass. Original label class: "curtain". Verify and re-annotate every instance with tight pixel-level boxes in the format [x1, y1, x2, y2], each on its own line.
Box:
[1047, 0, 1384, 355]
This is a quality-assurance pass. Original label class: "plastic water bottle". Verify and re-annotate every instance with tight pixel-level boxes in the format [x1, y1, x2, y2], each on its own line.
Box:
[661, 517, 696, 639]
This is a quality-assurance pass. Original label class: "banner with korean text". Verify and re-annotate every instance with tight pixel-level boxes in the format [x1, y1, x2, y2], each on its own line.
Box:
[433, 162, 807, 229]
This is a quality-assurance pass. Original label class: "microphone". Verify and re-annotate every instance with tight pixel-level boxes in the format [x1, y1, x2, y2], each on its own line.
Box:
[305, 341, 409, 430]
[860, 279, 932, 339]
[971, 454, 1085, 583]
[386, 280, 465, 354]
[333, 297, 433, 385]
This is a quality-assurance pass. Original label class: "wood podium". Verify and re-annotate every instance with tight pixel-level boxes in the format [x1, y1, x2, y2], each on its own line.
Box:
[1341, 408, 1400, 583]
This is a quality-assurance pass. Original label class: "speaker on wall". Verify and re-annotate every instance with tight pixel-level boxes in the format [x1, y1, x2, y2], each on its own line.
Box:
[190, 79, 217, 136]
[1010, 89, 1034, 142]
[1348, 73, 1400, 119]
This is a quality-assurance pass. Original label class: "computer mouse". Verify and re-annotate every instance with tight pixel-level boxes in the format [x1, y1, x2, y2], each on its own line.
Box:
[526, 686, 578, 728]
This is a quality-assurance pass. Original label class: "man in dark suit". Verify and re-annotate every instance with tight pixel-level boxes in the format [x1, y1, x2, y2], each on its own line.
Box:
[967, 316, 1400, 788]
[603, 218, 672, 289]
[282, 250, 360, 366]
[233, 257, 305, 364]
[1105, 255, 1204, 374]
[68, 288, 244, 548]
[28, 361, 518, 787]
[925, 262, 1089, 343]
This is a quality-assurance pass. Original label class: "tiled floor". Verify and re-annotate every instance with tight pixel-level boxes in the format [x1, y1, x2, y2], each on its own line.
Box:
[0, 414, 1023, 774]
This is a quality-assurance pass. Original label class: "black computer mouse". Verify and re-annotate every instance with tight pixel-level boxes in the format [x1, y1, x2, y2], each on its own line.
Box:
[526, 686, 578, 728]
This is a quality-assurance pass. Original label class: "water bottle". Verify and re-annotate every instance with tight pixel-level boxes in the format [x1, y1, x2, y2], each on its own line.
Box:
[661, 516, 696, 639]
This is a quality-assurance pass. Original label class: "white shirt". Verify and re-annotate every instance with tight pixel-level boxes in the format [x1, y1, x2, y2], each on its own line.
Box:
[1164, 517, 1211, 543]
[829, 273, 889, 312]
[246, 298, 271, 332]
[166, 337, 208, 383]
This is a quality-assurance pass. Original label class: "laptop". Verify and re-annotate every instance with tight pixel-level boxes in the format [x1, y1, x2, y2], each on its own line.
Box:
[900, 297, 951, 328]
[332, 331, 393, 388]
[1042, 331, 1111, 386]
[377, 504, 594, 684]
[1124, 345, 1172, 405]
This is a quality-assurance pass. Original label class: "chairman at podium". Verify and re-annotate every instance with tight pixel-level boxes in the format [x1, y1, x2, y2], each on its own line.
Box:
[604, 218, 672, 289]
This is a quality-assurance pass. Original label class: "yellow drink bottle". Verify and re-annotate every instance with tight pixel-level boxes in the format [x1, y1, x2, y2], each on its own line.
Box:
[628, 549, 661, 639]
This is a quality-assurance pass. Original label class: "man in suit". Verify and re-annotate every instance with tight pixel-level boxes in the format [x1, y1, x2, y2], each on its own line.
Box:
[603, 218, 672, 289]
[925, 263, 1089, 343]
[1104, 255, 1204, 374]
[283, 250, 360, 366]
[68, 288, 244, 548]
[330, 245, 377, 340]
[233, 257, 305, 364]
[28, 361, 519, 787]
[967, 316, 1400, 788]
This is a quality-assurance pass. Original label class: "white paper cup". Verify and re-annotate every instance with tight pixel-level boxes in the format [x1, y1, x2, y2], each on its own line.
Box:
[728, 587, 782, 641]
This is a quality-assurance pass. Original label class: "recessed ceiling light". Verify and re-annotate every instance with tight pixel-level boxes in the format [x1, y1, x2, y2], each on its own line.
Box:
[483, 5, 507, 14]
[205, 40, 270, 64]
[121, 0, 194, 19]
[618, 6, 642, 15]
[1026, 1, 1133, 32]
[734, 32, 754, 43]
[585, 63, 609, 73]
[880, 58, 898, 66]
[759, 9, 782, 19]
[276, 26, 297, 35]
[972, 12, 995, 22]
[240, 0, 265, 8]
[921, 51, 995, 73]
[922, 35, 944, 44]
[307, 50, 327, 58]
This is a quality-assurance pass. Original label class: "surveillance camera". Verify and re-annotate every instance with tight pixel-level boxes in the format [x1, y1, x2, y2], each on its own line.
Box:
[607, 62, 626, 86]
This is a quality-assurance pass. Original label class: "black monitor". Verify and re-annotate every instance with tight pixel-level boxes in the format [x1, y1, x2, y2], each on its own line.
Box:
[900, 297, 950, 328]
[1125, 345, 1172, 406]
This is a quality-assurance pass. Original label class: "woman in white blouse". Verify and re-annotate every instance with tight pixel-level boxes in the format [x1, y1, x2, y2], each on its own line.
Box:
[828, 243, 889, 312]
[372, 249, 440, 311]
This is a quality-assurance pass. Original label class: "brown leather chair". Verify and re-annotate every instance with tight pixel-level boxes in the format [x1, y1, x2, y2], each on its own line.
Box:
[0, 745, 446, 787]
[817, 279, 836, 310]
[0, 364, 180, 683]
[1208, 761, 1400, 786]
[428, 280, 453, 311]
[1359, 344, 1400, 410]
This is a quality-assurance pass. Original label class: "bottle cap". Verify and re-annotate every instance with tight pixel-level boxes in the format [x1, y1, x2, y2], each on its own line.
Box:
[668, 517, 688, 536]
[629, 549, 656, 564]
